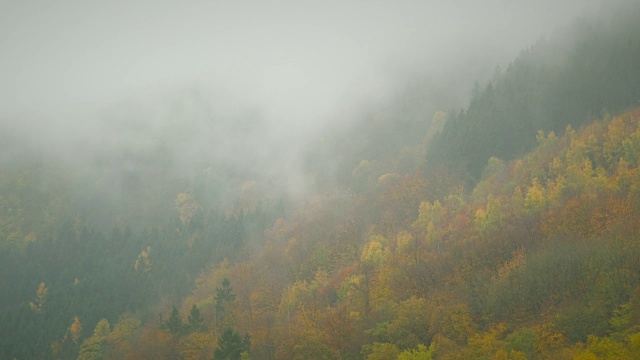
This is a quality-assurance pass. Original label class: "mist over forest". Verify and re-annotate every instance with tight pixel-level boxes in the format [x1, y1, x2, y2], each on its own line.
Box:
[2, 1, 640, 359]
[1, 0, 604, 196]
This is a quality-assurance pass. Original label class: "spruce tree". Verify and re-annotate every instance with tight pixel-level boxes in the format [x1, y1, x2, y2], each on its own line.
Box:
[165, 305, 184, 335]
[187, 304, 207, 332]
[214, 327, 249, 360]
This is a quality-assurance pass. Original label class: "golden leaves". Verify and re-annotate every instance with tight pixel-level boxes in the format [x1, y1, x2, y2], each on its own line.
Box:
[134, 246, 152, 273]
[69, 316, 83, 343]
[29, 281, 48, 314]
[175, 192, 199, 225]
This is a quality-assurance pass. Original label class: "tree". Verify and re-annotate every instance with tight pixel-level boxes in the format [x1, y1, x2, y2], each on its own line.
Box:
[103, 316, 141, 358]
[387, 296, 430, 349]
[215, 278, 236, 335]
[274, 307, 336, 360]
[428, 303, 475, 345]
[134, 246, 152, 273]
[165, 305, 185, 335]
[177, 331, 215, 360]
[29, 281, 48, 314]
[365, 342, 400, 360]
[69, 316, 83, 343]
[397, 344, 434, 360]
[216, 278, 236, 308]
[176, 191, 199, 225]
[214, 327, 249, 360]
[630, 285, 640, 327]
[574, 335, 633, 359]
[188, 304, 207, 332]
[77, 319, 111, 360]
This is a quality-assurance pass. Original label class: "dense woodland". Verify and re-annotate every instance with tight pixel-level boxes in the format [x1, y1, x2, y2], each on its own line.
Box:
[3, 3, 640, 360]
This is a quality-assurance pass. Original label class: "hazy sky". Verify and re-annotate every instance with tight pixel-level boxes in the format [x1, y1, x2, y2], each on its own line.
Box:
[2, 0, 603, 124]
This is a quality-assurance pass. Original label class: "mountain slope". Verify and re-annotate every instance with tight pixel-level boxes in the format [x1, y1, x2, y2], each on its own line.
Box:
[428, 3, 640, 180]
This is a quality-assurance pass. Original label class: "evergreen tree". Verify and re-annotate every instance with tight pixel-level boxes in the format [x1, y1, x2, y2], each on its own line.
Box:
[214, 278, 236, 334]
[215, 278, 236, 309]
[164, 305, 184, 335]
[214, 327, 249, 360]
[187, 304, 207, 332]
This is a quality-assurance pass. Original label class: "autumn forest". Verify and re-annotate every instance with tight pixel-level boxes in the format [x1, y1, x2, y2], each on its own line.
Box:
[2, 2, 640, 360]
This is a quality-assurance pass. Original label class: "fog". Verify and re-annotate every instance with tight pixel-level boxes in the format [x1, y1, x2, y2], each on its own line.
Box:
[2, 1, 604, 115]
[0, 0, 606, 209]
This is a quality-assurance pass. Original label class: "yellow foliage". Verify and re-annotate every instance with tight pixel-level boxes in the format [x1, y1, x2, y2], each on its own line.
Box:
[396, 231, 413, 253]
[397, 344, 434, 360]
[546, 175, 566, 205]
[465, 323, 505, 358]
[69, 316, 83, 343]
[572, 335, 635, 359]
[525, 178, 547, 212]
[493, 349, 509, 360]
[475, 195, 505, 236]
[370, 267, 393, 311]
[77, 319, 111, 360]
[177, 332, 215, 360]
[106, 316, 141, 346]
[377, 173, 401, 188]
[496, 248, 526, 281]
[509, 350, 528, 360]
[628, 332, 640, 353]
[429, 303, 476, 345]
[134, 246, 152, 273]
[415, 201, 443, 229]
[533, 322, 566, 355]
[175, 191, 199, 225]
[475, 208, 488, 229]
[361, 235, 388, 266]
[366, 342, 400, 360]
[29, 282, 48, 314]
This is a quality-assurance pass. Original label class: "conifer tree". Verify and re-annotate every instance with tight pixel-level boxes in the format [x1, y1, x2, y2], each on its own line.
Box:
[187, 304, 207, 332]
[165, 305, 184, 335]
[214, 328, 250, 360]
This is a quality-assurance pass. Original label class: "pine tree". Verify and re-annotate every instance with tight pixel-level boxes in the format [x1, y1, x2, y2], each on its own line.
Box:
[214, 278, 235, 335]
[187, 304, 207, 332]
[165, 305, 184, 335]
[214, 328, 249, 360]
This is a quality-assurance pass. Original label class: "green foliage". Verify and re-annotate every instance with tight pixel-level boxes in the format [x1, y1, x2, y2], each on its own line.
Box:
[397, 344, 434, 360]
[214, 328, 250, 360]
[0, 200, 265, 359]
[554, 305, 610, 343]
[504, 328, 537, 357]
[428, 303, 475, 345]
[364, 342, 400, 360]
[386, 296, 430, 349]
[187, 304, 207, 332]
[215, 278, 236, 309]
[164, 305, 185, 335]
[630, 286, 640, 328]
[576, 335, 634, 359]
[428, 4, 640, 180]
[215, 277, 236, 332]
[77, 320, 110, 360]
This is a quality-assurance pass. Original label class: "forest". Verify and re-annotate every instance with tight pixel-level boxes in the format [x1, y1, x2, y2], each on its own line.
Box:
[2, 2, 640, 360]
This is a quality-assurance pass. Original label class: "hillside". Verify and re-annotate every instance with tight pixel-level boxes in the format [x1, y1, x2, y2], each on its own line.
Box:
[93, 107, 639, 360]
[2, 2, 640, 360]
[427, 4, 640, 180]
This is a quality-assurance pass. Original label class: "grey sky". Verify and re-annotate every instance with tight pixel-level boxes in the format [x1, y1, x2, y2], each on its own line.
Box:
[2, 0, 603, 123]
